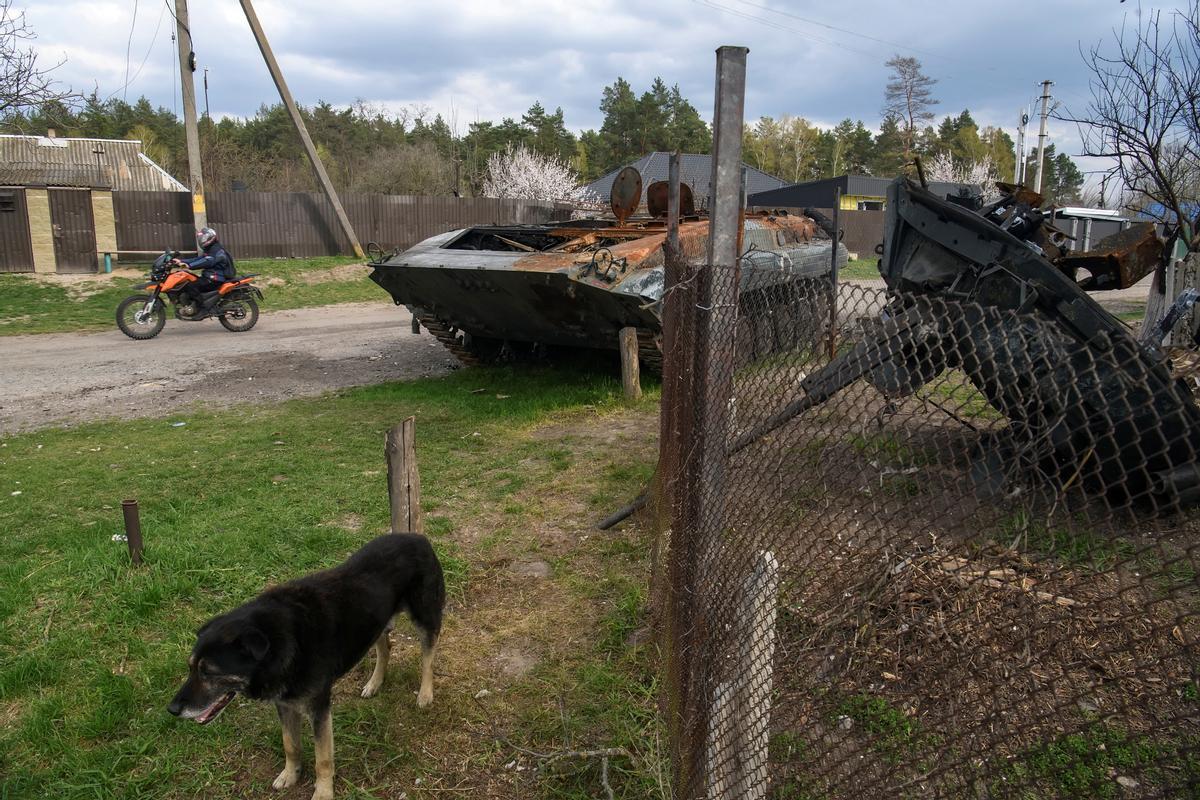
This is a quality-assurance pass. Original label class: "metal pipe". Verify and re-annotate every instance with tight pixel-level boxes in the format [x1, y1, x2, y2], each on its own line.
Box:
[121, 499, 143, 565]
[828, 187, 841, 360]
[668, 151, 681, 251]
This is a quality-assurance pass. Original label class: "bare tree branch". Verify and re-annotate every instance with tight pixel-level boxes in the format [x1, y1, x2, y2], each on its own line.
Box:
[1057, 2, 1200, 249]
[0, 0, 79, 117]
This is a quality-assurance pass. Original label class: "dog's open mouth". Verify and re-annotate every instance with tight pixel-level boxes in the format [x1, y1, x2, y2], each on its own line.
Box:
[195, 692, 236, 725]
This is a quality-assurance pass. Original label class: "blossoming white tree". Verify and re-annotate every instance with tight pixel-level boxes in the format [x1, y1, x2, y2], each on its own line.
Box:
[482, 144, 593, 203]
[925, 150, 1000, 202]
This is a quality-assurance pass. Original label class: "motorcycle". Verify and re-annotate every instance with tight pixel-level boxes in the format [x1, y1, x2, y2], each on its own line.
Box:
[116, 250, 263, 340]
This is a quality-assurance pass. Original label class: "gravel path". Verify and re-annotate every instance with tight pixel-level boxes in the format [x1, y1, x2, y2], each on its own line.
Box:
[0, 301, 456, 434]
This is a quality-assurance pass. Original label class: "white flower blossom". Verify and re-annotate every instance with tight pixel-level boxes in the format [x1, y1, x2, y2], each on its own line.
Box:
[482, 144, 595, 204]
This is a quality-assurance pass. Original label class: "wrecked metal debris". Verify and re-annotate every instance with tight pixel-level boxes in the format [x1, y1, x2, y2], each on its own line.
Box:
[368, 167, 847, 369]
[735, 177, 1200, 510]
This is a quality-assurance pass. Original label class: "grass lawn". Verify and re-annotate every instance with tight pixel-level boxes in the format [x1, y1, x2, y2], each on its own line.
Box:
[839, 258, 881, 281]
[0, 366, 666, 799]
[0, 256, 382, 336]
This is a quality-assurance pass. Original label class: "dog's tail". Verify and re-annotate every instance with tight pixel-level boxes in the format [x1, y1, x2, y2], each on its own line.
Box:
[407, 535, 445, 644]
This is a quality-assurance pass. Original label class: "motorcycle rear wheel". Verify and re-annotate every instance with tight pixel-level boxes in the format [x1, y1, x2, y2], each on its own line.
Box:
[116, 294, 166, 340]
[219, 296, 259, 332]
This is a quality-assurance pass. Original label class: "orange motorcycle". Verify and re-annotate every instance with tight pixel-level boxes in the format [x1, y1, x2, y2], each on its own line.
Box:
[116, 250, 262, 340]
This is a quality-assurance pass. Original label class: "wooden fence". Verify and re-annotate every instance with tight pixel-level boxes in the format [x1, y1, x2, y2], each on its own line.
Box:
[112, 191, 574, 259]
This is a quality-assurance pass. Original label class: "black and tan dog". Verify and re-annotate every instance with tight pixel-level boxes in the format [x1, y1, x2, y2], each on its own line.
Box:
[168, 533, 444, 800]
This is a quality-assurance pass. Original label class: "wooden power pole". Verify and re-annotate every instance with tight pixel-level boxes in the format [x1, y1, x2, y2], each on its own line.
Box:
[174, 0, 206, 230]
[238, 0, 365, 258]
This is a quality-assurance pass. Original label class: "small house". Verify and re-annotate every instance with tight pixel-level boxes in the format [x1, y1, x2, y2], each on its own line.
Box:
[0, 132, 186, 273]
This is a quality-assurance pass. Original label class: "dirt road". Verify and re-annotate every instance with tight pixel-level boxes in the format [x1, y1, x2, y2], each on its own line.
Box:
[0, 301, 456, 434]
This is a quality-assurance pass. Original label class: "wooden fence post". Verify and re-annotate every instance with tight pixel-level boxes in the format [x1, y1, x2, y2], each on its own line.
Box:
[386, 417, 423, 534]
[619, 327, 642, 400]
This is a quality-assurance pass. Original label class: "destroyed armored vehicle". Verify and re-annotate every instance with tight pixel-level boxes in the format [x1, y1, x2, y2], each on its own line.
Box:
[736, 177, 1200, 510]
[368, 167, 847, 368]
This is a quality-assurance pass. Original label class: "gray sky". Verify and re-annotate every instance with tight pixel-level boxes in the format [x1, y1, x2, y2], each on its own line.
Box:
[17, 0, 1194, 183]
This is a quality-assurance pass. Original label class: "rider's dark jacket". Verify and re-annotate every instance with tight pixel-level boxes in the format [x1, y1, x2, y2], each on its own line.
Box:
[184, 243, 236, 283]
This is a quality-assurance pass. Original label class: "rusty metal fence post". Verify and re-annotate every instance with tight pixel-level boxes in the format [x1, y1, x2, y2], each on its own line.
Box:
[121, 499, 143, 565]
[670, 44, 750, 800]
[828, 187, 842, 360]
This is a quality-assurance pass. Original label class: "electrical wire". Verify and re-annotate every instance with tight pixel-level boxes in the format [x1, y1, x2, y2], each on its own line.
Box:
[162, 0, 190, 39]
[170, 30, 177, 117]
[693, 0, 878, 58]
[728, 0, 948, 60]
[104, 1, 167, 103]
[123, 0, 138, 102]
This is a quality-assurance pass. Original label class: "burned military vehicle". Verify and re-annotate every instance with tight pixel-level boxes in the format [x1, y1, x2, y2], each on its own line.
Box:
[367, 167, 847, 368]
[733, 176, 1200, 510]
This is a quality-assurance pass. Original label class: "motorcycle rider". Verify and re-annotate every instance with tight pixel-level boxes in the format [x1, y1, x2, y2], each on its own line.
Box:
[172, 227, 236, 316]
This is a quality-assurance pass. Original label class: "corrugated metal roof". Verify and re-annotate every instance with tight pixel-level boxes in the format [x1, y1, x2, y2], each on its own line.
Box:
[583, 152, 788, 208]
[0, 135, 187, 191]
[749, 174, 973, 207]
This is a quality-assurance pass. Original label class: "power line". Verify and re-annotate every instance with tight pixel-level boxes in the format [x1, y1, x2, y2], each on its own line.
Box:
[170, 29, 177, 117]
[123, 0, 138, 102]
[693, 0, 878, 58]
[728, 0, 948, 60]
[104, 1, 167, 103]
[163, 0, 190, 39]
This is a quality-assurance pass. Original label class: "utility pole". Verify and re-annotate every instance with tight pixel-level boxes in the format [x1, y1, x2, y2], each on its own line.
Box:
[1014, 110, 1028, 185]
[1033, 79, 1053, 194]
[203, 67, 210, 119]
[238, 0, 364, 258]
[174, 0, 206, 230]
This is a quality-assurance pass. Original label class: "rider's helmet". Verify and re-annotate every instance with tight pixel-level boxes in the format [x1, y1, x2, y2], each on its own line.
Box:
[196, 227, 219, 250]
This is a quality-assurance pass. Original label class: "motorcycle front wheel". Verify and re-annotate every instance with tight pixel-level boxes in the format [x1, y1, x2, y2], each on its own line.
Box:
[116, 294, 166, 340]
[219, 296, 259, 332]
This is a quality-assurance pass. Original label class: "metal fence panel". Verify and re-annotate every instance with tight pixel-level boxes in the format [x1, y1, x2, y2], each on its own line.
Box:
[111, 191, 572, 259]
[657, 274, 1200, 798]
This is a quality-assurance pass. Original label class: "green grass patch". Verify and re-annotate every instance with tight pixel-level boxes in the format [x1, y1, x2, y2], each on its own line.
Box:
[835, 694, 935, 766]
[0, 256, 380, 336]
[919, 370, 1005, 422]
[847, 431, 928, 466]
[0, 364, 655, 799]
[997, 511, 1135, 571]
[839, 258, 882, 281]
[995, 724, 1198, 799]
[525, 527, 665, 799]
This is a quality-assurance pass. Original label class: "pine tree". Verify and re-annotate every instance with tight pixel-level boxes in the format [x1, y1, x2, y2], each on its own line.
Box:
[882, 55, 938, 164]
[870, 114, 907, 177]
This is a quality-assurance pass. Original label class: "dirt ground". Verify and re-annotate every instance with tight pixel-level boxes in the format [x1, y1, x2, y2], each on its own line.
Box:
[0, 301, 457, 434]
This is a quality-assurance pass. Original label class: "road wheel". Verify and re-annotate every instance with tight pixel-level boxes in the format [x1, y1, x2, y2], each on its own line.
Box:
[116, 294, 166, 340]
[219, 297, 259, 332]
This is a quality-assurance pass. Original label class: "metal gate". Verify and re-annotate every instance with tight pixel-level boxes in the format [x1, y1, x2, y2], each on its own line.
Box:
[0, 188, 33, 272]
[49, 188, 97, 273]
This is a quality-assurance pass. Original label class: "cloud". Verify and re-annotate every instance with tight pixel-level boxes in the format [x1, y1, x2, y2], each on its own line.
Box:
[15, 0, 1188, 191]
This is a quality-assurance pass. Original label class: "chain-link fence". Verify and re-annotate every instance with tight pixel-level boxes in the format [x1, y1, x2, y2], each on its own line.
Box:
[654, 265, 1200, 798]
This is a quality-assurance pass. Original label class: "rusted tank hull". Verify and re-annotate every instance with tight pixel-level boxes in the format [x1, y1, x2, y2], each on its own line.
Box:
[370, 261, 661, 350]
[368, 215, 845, 364]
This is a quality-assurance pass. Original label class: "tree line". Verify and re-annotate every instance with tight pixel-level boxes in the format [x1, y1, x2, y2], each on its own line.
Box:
[0, 57, 1084, 204]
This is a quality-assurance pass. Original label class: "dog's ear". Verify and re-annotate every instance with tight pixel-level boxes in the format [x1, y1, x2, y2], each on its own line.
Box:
[237, 627, 270, 660]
